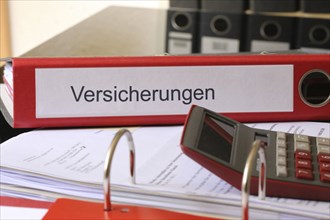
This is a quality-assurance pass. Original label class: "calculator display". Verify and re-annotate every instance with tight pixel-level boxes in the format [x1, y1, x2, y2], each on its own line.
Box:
[197, 114, 235, 163]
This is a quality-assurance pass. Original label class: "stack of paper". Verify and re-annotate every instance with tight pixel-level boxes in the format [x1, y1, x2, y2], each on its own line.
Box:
[1, 123, 329, 219]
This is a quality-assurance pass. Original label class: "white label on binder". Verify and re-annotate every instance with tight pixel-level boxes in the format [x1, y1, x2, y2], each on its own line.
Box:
[169, 31, 193, 54]
[251, 40, 290, 52]
[201, 36, 239, 53]
[301, 47, 330, 53]
[35, 65, 293, 118]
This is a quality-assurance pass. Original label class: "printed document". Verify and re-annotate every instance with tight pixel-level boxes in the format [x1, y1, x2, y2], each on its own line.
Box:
[1, 122, 329, 219]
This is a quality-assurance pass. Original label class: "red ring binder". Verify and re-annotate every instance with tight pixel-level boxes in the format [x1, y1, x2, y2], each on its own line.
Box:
[42, 129, 218, 220]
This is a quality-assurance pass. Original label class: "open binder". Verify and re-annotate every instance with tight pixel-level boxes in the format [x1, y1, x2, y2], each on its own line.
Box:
[43, 129, 267, 220]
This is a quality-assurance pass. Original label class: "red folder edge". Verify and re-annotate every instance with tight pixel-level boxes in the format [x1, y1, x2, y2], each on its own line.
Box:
[0, 196, 52, 209]
[42, 198, 220, 220]
[7, 54, 330, 128]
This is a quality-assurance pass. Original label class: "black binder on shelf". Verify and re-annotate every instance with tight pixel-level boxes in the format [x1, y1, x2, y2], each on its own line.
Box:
[165, 0, 201, 54]
[199, 0, 247, 53]
[300, 0, 330, 14]
[249, 0, 298, 12]
[297, 17, 330, 52]
[244, 14, 297, 52]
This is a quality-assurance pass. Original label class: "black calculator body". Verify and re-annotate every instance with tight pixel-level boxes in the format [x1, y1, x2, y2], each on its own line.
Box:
[180, 105, 330, 201]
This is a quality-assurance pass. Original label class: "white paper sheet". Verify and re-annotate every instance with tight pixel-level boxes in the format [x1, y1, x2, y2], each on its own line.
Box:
[0, 206, 47, 220]
[1, 122, 329, 219]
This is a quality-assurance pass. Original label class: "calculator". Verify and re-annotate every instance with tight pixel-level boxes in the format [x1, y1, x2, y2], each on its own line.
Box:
[180, 105, 330, 201]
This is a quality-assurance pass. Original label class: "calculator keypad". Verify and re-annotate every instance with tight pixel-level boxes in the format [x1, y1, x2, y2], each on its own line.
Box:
[276, 132, 330, 183]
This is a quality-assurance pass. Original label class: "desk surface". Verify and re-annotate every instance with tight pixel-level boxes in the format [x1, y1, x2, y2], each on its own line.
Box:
[22, 6, 166, 57]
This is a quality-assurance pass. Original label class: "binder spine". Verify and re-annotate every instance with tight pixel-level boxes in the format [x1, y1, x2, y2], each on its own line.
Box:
[199, 0, 247, 53]
[249, 0, 298, 12]
[297, 17, 330, 53]
[165, 0, 201, 54]
[244, 14, 298, 52]
[300, 0, 330, 14]
[169, 0, 201, 9]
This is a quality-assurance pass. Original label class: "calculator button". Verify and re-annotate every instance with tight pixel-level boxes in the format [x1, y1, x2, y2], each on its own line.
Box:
[294, 134, 310, 143]
[317, 145, 330, 154]
[277, 132, 286, 140]
[277, 147, 286, 157]
[277, 139, 286, 148]
[320, 172, 330, 183]
[277, 165, 288, 177]
[317, 137, 330, 146]
[296, 169, 313, 180]
[318, 153, 330, 163]
[277, 156, 287, 166]
[295, 151, 312, 160]
[295, 142, 311, 152]
[319, 163, 330, 172]
[296, 159, 312, 169]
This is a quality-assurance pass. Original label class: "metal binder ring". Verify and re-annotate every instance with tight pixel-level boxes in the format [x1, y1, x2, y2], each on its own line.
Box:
[103, 129, 136, 211]
[241, 140, 267, 220]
